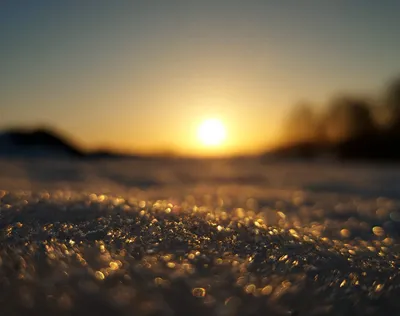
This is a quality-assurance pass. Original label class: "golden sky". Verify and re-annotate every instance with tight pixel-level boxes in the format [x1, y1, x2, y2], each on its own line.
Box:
[1, 1, 400, 156]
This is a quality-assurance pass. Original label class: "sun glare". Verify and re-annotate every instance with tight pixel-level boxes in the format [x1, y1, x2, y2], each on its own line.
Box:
[197, 118, 227, 146]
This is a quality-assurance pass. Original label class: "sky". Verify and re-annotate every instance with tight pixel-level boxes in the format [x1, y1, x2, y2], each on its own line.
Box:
[1, 0, 400, 156]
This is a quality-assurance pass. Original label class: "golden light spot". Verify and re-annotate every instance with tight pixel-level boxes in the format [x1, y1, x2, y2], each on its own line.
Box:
[289, 229, 299, 238]
[277, 211, 286, 219]
[279, 255, 288, 261]
[245, 284, 256, 294]
[340, 229, 351, 238]
[48, 253, 56, 260]
[192, 287, 206, 298]
[167, 262, 176, 269]
[340, 280, 347, 287]
[162, 254, 172, 262]
[234, 208, 245, 218]
[109, 261, 119, 270]
[383, 238, 393, 245]
[154, 277, 164, 286]
[372, 226, 385, 237]
[138, 200, 146, 208]
[95, 271, 105, 280]
[375, 284, 384, 292]
[99, 244, 106, 253]
[261, 285, 273, 295]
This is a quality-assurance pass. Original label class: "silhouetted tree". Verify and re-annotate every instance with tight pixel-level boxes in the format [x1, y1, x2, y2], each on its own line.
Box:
[281, 102, 318, 144]
[273, 76, 400, 161]
[384, 77, 400, 133]
[321, 96, 376, 142]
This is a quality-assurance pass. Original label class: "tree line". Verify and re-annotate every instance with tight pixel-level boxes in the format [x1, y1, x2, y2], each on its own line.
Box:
[278, 77, 400, 160]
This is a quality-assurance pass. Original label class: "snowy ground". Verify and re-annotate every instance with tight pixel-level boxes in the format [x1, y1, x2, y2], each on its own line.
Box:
[1, 158, 400, 315]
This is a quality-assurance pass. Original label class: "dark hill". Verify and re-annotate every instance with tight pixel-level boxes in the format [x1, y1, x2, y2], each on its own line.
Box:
[0, 128, 85, 158]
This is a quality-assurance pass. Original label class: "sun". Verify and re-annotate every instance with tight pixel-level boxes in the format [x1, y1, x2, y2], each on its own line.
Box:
[197, 118, 227, 146]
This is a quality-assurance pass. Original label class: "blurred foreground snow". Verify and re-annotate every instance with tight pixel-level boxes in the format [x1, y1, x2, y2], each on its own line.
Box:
[1, 158, 400, 315]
